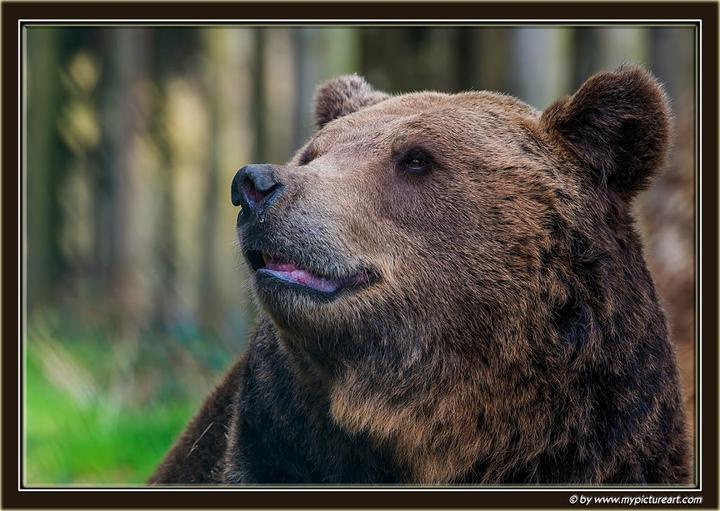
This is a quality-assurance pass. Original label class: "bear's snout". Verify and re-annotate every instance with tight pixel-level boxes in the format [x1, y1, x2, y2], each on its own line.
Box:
[232, 164, 284, 220]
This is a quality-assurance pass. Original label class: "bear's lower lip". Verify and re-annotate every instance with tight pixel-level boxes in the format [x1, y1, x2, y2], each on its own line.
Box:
[248, 251, 368, 296]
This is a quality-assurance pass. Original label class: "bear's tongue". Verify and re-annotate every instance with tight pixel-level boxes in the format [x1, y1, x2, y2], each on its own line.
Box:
[262, 254, 341, 294]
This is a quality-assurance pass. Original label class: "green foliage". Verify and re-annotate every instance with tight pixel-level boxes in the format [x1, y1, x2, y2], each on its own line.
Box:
[24, 319, 231, 485]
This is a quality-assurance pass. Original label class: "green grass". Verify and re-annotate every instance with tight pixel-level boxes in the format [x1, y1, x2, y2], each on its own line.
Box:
[24, 320, 233, 486]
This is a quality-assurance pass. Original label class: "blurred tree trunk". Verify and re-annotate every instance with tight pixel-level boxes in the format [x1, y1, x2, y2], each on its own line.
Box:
[595, 27, 649, 70]
[324, 28, 360, 81]
[263, 29, 295, 163]
[98, 28, 150, 336]
[360, 28, 458, 93]
[292, 28, 359, 150]
[26, 28, 65, 311]
[196, 29, 226, 331]
[510, 28, 572, 110]
[649, 27, 694, 104]
[150, 102, 177, 332]
[93, 34, 115, 311]
[292, 28, 317, 149]
[462, 27, 512, 93]
[571, 27, 648, 85]
[571, 28, 601, 88]
[454, 28, 476, 91]
[251, 28, 266, 163]
[147, 29, 190, 332]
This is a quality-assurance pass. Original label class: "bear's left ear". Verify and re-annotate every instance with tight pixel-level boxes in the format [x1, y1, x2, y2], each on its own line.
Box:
[540, 64, 671, 200]
[313, 74, 389, 129]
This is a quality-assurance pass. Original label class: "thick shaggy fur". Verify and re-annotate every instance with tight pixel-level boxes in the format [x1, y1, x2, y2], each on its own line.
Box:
[149, 65, 690, 485]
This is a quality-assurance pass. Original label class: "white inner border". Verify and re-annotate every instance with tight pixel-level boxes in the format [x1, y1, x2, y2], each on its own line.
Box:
[17, 19, 703, 493]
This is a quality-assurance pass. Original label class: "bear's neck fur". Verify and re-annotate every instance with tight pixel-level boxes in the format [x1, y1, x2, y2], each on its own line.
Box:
[256, 212, 688, 484]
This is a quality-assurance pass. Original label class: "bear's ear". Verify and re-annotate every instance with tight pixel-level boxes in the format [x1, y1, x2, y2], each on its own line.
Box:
[313, 74, 389, 128]
[540, 64, 671, 200]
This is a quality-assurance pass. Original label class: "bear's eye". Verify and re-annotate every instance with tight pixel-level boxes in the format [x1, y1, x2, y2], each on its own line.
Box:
[397, 149, 433, 175]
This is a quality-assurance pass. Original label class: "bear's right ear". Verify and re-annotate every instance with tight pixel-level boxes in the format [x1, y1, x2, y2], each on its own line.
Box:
[313, 74, 389, 129]
[540, 64, 671, 201]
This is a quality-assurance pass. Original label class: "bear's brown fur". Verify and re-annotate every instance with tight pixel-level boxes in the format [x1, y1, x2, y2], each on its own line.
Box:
[149, 65, 690, 485]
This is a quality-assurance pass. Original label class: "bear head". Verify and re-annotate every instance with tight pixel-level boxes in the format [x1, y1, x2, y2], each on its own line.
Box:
[231, 65, 673, 482]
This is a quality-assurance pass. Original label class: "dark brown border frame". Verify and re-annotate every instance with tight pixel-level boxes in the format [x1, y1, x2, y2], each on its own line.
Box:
[2, 2, 717, 509]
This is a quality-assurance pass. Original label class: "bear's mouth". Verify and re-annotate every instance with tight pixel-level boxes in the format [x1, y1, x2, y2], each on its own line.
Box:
[245, 250, 374, 297]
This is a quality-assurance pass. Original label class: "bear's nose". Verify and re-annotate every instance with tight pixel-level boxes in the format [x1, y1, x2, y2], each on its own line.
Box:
[231, 164, 283, 214]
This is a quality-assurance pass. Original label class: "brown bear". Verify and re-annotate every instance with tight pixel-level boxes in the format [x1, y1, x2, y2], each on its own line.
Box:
[149, 65, 690, 485]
